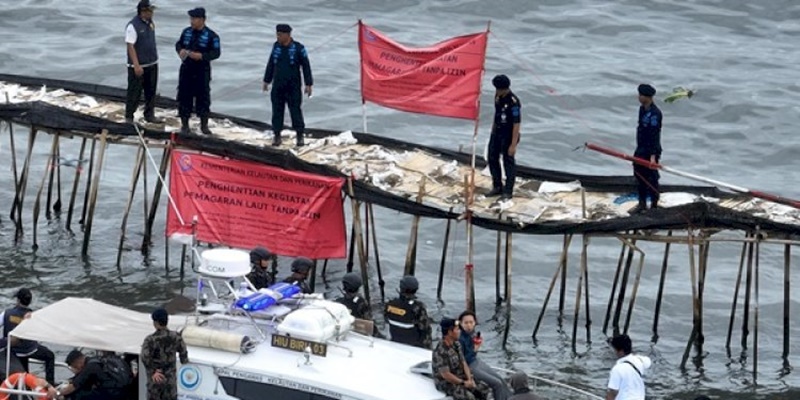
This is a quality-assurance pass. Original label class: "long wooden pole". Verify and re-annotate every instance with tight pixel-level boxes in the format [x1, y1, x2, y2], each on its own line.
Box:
[53, 135, 63, 214]
[726, 233, 749, 353]
[783, 244, 791, 360]
[741, 237, 755, 349]
[622, 239, 645, 335]
[45, 133, 59, 219]
[7, 122, 20, 223]
[436, 208, 453, 303]
[583, 236, 592, 344]
[495, 213, 503, 305]
[501, 218, 513, 350]
[559, 233, 569, 323]
[572, 234, 587, 352]
[604, 237, 628, 335]
[652, 230, 672, 341]
[680, 231, 700, 369]
[32, 135, 59, 250]
[404, 178, 426, 276]
[142, 146, 171, 253]
[347, 179, 371, 304]
[753, 228, 760, 382]
[13, 127, 38, 239]
[65, 137, 88, 232]
[533, 234, 572, 340]
[612, 238, 636, 336]
[465, 175, 475, 312]
[116, 147, 145, 267]
[368, 203, 385, 302]
[82, 130, 109, 256]
[79, 137, 97, 225]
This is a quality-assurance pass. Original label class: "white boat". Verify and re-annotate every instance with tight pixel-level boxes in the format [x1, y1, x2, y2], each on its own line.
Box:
[2, 247, 602, 400]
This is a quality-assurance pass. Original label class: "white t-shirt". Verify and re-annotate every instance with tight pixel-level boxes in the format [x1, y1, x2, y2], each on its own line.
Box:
[607, 353, 652, 400]
[125, 23, 137, 44]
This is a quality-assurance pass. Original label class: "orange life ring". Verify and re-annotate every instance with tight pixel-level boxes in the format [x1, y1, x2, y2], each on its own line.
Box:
[0, 372, 48, 400]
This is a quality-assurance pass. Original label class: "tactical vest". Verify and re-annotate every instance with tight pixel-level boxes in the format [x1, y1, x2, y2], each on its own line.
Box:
[127, 16, 158, 66]
[3, 306, 37, 355]
[337, 295, 366, 319]
[385, 297, 420, 346]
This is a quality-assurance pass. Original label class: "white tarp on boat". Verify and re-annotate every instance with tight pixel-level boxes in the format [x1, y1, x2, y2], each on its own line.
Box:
[9, 297, 187, 355]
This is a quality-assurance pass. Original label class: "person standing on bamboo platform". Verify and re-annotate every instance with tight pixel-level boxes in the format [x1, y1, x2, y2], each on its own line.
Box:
[125, 0, 161, 124]
[487, 74, 521, 201]
[630, 83, 662, 214]
[262, 23, 313, 147]
[175, 7, 220, 135]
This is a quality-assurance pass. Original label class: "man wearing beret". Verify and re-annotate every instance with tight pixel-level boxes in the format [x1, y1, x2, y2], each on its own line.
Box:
[487, 74, 522, 201]
[141, 308, 188, 400]
[125, 0, 161, 124]
[175, 7, 221, 135]
[630, 84, 662, 214]
[262, 23, 313, 147]
[432, 318, 489, 400]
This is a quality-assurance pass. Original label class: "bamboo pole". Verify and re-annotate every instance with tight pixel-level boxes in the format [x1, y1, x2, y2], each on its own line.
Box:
[13, 127, 38, 239]
[572, 235, 587, 352]
[142, 146, 171, 253]
[622, 238, 645, 335]
[368, 204, 385, 302]
[346, 223, 356, 273]
[465, 174, 475, 313]
[559, 233, 569, 323]
[753, 228, 760, 382]
[7, 121, 19, 224]
[533, 234, 572, 340]
[652, 230, 672, 341]
[726, 233, 750, 353]
[321, 259, 329, 281]
[79, 137, 97, 226]
[404, 177, 426, 276]
[583, 236, 592, 344]
[82, 130, 109, 256]
[783, 244, 791, 360]
[741, 236, 755, 349]
[32, 135, 60, 250]
[142, 142, 150, 227]
[697, 240, 710, 348]
[309, 259, 318, 292]
[680, 231, 701, 368]
[116, 147, 145, 267]
[436, 207, 454, 303]
[612, 238, 636, 336]
[65, 137, 88, 232]
[603, 237, 628, 335]
[364, 197, 370, 264]
[495, 213, 503, 305]
[347, 178, 371, 303]
[502, 217, 513, 350]
[45, 133, 59, 219]
[53, 133, 63, 214]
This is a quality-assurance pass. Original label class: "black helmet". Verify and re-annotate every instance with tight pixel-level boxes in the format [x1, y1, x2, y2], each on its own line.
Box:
[291, 257, 313, 274]
[250, 247, 273, 265]
[399, 275, 418, 293]
[342, 272, 362, 292]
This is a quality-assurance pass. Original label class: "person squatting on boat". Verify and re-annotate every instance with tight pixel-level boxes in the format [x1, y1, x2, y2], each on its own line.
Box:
[262, 23, 314, 147]
[58, 350, 134, 400]
[282, 257, 314, 294]
[433, 318, 490, 400]
[606, 334, 651, 400]
[141, 308, 189, 400]
[384, 275, 433, 349]
[629, 83, 662, 214]
[175, 7, 221, 136]
[458, 311, 512, 400]
[335, 272, 383, 338]
[486, 74, 522, 201]
[124, 0, 161, 124]
[508, 371, 547, 400]
[1, 288, 56, 384]
[246, 246, 278, 289]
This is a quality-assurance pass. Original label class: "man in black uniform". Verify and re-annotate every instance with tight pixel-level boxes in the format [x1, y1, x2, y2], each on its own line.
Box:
[487, 74, 522, 201]
[246, 246, 277, 290]
[262, 24, 313, 147]
[175, 7, 221, 135]
[282, 257, 313, 294]
[335, 272, 370, 319]
[384, 275, 432, 349]
[124, 0, 161, 124]
[59, 350, 131, 400]
[630, 84, 662, 214]
[2, 288, 55, 383]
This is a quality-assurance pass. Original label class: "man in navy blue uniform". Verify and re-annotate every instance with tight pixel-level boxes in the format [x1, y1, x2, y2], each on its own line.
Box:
[2, 288, 55, 383]
[487, 75, 521, 201]
[630, 84, 662, 214]
[175, 7, 221, 135]
[262, 24, 313, 147]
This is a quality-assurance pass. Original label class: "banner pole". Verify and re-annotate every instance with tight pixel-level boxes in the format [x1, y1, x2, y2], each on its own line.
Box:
[362, 100, 368, 133]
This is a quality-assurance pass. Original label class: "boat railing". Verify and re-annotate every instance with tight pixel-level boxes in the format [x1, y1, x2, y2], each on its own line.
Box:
[492, 366, 603, 400]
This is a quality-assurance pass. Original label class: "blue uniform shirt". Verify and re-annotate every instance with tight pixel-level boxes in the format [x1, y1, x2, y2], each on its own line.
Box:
[635, 103, 662, 158]
[458, 329, 477, 365]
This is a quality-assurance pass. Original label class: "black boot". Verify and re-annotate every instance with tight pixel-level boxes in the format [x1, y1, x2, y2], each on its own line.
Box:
[180, 116, 190, 135]
[200, 116, 212, 135]
[272, 132, 282, 147]
[296, 132, 305, 147]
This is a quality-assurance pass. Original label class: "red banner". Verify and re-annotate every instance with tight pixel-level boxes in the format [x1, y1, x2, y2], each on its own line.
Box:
[359, 21, 488, 120]
[166, 151, 346, 259]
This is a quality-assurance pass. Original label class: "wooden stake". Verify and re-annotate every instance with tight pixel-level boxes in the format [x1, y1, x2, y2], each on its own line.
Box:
[612, 238, 636, 336]
[82, 130, 109, 256]
[80, 137, 97, 226]
[404, 177, 426, 276]
[741, 236, 755, 349]
[652, 230, 673, 341]
[603, 237, 628, 335]
[65, 137, 88, 232]
[559, 233, 569, 323]
[7, 122, 20, 223]
[623, 239, 645, 334]
[495, 213, 503, 305]
[726, 233, 749, 353]
[572, 234, 588, 352]
[142, 146, 171, 252]
[12, 127, 38, 239]
[697, 240, 710, 348]
[464, 174, 475, 313]
[783, 244, 791, 360]
[142, 143, 149, 227]
[583, 236, 592, 344]
[309, 259, 318, 292]
[368, 203, 386, 302]
[533, 234, 572, 340]
[501, 217, 513, 350]
[436, 208, 453, 303]
[321, 259, 329, 281]
[753, 228, 760, 382]
[45, 133, 58, 220]
[116, 146, 145, 267]
[346, 220, 356, 273]
[32, 135, 59, 250]
[53, 133, 63, 214]
[347, 178, 371, 304]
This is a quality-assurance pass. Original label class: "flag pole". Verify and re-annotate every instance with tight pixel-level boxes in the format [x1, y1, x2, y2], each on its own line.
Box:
[465, 21, 492, 312]
[357, 19, 368, 133]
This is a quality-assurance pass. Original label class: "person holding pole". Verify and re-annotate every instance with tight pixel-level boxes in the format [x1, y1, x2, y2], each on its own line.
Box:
[630, 84, 662, 214]
[487, 74, 521, 201]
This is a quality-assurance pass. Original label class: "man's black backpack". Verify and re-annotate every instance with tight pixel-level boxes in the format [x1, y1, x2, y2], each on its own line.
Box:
[90, 355, 134, 389]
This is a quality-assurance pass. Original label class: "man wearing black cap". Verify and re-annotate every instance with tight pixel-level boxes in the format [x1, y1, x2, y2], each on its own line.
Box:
[631, 84, 662, 214]
[262, 23, 313, 147]
[141, 308, 188, 400]
[125, 1, 161, 124]
[2, 288, 56, 383]
[487, 74, 522, 201]
[175, 7, 221, 135]
[282, 257, 314, 294]
[432, 318, 489, 400]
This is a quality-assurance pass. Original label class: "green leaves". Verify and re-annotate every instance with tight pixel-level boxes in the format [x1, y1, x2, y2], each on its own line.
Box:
[663, 87, 695, 103]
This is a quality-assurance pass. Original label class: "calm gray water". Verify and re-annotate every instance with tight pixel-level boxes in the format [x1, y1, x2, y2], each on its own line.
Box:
[1, 1, 799, 399]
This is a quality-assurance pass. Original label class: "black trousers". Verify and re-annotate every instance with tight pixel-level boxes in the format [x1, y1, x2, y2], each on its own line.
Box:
[177, 67, 211, 118]
[271, 85, 305, 136]
[125, 64, 159, 119]
[17, 345, 55, 383]
[633, 159, 660, 206]
[487, 133, 517, 195]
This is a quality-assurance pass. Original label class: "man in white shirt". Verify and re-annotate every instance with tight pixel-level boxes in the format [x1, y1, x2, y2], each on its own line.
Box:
[606, 334, 651, 400]
[125, 0, 161, 124]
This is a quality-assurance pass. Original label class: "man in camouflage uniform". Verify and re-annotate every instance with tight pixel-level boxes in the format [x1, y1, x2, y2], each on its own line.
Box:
[141, 308, 189, 400]
[433, 318, 489, 400]
[384, 275, 432, 349]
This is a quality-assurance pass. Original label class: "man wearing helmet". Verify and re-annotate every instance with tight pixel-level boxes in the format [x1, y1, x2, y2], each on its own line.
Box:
[335, 272, 384, 338]
[282, 257, 314, 294]
[384, 275, 432, 349]
[246, 246, 277, 290]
